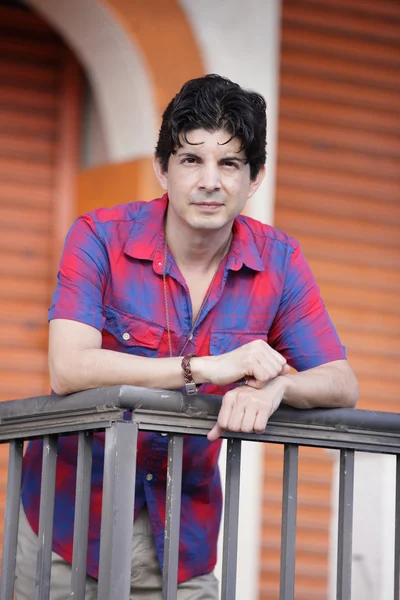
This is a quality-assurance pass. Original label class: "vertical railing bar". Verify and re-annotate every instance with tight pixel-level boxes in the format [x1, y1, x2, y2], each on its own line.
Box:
[35, 434, 58, 600]
[394, 455, 400, 600]
[98, 421, 138, 600]
[221, 438, 242, 600]
[336, 448, 355, 600]
[279, 443, 299, 600]
[162, 434, 184, 600]
[0, 440, 24, 600]
[71, 431, 93, 600]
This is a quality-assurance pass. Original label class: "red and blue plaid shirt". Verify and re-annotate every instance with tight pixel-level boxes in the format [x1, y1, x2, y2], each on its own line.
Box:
[21, 194, 345, 583]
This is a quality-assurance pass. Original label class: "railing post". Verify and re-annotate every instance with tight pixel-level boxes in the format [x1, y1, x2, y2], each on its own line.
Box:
[98, 421, 138, 600]
[0, 440, 23, 600]
[162, 434, 184, 600]
[336, 448, 355, 600]
[71, 431, 94, 599]
[35, 434, 58, 600]
[221, 438, 242, 600]
[279, 443, 299, 600]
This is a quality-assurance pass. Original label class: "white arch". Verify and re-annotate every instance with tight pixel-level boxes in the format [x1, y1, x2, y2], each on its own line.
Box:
[27, 0, 158, 163]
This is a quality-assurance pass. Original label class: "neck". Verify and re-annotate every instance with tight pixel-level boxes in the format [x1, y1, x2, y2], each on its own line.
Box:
[165, 214, 233, 273]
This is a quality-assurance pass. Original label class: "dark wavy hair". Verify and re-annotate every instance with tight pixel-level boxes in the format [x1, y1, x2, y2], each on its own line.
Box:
[155, 74, 266, 180]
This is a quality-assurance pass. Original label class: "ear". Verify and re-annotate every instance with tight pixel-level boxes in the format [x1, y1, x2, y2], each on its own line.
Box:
[153, 157, 168, 191]
[247, 165, 265, 200]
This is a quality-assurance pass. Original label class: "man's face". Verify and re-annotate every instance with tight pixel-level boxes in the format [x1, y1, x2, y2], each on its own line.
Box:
[154, 129, 264, 233]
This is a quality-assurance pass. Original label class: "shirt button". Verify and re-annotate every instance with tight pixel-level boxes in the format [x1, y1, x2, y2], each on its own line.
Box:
[161, 433, 168, 437]
[188, 333, 193, 340]
[122, 332, 130, 341]
[146, 473, 153, 481]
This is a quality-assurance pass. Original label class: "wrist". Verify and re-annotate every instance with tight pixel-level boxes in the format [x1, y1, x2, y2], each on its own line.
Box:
[190, 356, 212, 385]
[279, 373, 295, 402]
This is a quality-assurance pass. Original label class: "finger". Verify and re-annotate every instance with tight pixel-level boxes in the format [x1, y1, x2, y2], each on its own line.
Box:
[254, 410, 269, 434]
[249, 361, 289, 382]
[245, 358, 273, 383]
[256, 347, 286, 378]
[265, 353, 287, 376]
[245, 377, 265, 389]
[269, 348, 287, 367]
[208, 422, 225, 441]
[226, 391, 249, 431]
[251, 357, 282, 383]
[227, 404, 246, 432]
[240, 404, 258, 433]
[217, 393, 235, 430]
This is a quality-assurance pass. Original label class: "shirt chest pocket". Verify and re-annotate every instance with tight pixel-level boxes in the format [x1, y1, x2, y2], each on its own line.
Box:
[103, 305, 164, 357]
[210, 330, 269, 355]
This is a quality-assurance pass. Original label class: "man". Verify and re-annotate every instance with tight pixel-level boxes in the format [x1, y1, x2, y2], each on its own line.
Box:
[16, 74, 358, 599]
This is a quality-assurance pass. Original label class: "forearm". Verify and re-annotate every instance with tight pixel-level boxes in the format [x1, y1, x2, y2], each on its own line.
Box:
[49, 328, 290, 396]
[51, 349, 214, 396]
[279, 360, 358, 409]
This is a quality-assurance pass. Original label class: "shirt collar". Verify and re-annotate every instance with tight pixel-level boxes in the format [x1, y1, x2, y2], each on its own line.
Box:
[124, 193, 264, 274]
[124, 194, 167, 274]
[228, 217, 265, 272]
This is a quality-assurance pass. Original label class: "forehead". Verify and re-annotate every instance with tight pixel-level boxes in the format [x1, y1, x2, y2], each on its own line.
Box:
[177, 128, 245, 157]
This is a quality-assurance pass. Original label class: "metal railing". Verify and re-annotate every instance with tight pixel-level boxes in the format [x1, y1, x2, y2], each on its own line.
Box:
[0, 385, 399, 600]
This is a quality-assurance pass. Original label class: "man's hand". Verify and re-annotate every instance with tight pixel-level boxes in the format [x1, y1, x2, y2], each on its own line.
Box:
[202, 339, 290, 389]
[207, 359, 359, 441]
[207, 377, 286, 441]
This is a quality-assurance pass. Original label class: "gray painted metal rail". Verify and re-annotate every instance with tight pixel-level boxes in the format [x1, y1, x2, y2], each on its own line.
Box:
[279, 444, 299, 600]
[0, 439, 23, 600]
[163, 434, 184, 600]
[336, 449, 355, 600]
[0, 386, 399, 600]
[221, 438, 242, 600]
[35, 434, 58, 600]
[98, 421, 138, 600]
[71, 431, 93, 600]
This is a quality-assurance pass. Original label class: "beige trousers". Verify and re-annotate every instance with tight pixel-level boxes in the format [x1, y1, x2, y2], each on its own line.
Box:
[15, 505, 218, 600]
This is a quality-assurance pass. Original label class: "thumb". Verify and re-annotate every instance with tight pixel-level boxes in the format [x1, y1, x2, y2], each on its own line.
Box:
[282, 364, 291, 374]
[207, 422, 225, 441]
[245, 377, 264, 389]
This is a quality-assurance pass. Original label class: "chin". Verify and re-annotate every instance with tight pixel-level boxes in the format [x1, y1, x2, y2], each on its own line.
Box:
[188, 216, 230, 231]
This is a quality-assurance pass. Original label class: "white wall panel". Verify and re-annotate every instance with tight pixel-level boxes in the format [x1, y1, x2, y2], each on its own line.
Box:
[178, 3, 282, 598]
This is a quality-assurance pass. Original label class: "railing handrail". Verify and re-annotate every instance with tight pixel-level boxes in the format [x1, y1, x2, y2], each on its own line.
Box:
[0, 386, 399, 454]
[0, 384, 399, 432]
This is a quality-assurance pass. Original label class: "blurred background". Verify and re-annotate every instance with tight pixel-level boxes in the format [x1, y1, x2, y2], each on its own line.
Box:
[0, 0, 399, 598]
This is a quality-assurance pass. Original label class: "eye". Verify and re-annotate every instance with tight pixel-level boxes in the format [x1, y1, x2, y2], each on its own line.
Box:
[222, 160, 239, 169]
[181, 157, 199, 165]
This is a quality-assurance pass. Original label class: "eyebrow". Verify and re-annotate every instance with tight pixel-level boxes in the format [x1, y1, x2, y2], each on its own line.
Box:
[176, 151, 247, 163]
[219, 155, 247, 163]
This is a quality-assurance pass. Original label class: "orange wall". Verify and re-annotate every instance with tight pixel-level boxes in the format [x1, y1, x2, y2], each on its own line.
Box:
[77, 158, 162, 215]
[104, 0, 205, 115]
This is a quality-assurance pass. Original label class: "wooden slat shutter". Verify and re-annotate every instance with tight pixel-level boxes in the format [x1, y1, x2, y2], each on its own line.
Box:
[260, 1, 400, 598]
[0, 3, 81, 545]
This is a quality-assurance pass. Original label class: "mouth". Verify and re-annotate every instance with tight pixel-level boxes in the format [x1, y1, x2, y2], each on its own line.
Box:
[192, 202, 224, 211]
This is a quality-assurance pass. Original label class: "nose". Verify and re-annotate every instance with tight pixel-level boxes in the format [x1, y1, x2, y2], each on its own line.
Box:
[198, 161, 221, 192]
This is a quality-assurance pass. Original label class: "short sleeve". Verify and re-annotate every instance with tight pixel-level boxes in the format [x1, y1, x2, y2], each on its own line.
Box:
[48, 215, 109, 331]
[268, 240, 346, 371]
